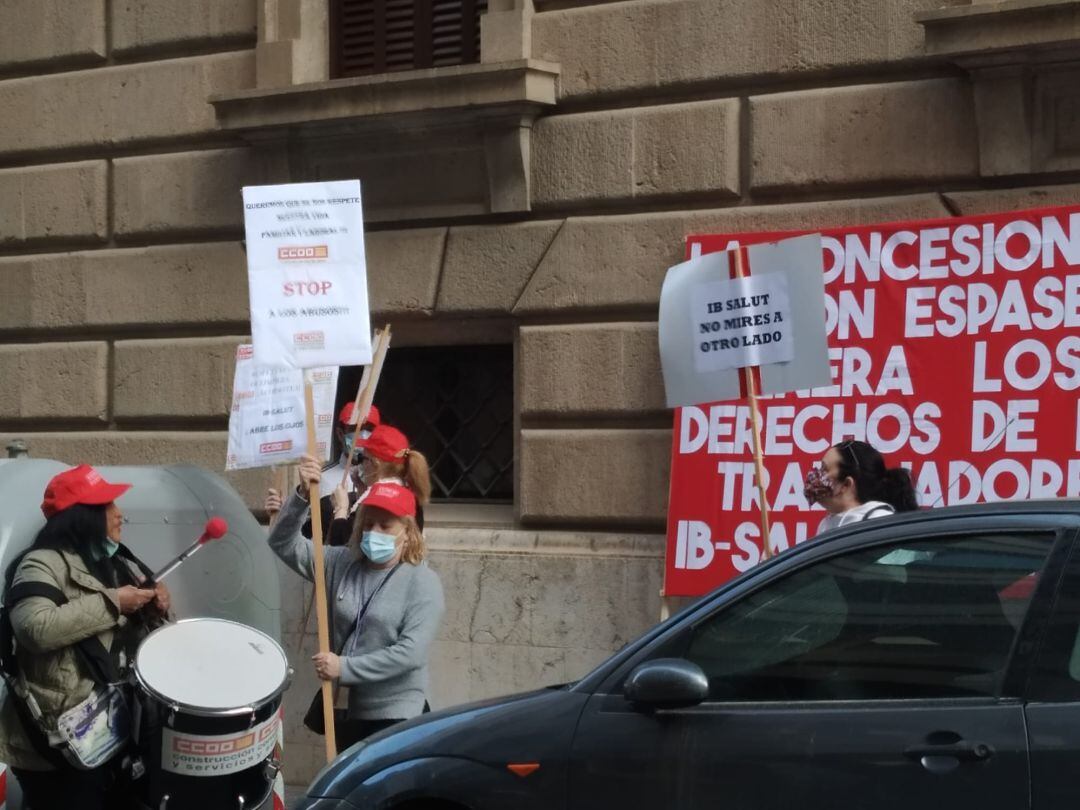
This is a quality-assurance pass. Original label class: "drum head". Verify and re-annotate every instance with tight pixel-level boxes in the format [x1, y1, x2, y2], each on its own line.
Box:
[136, 618, 289, 713]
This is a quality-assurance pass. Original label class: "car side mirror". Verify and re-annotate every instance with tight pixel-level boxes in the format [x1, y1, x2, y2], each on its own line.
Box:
[624, 658, 709, 710]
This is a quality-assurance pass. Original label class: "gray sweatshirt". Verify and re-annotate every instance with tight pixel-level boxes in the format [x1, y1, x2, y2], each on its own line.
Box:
[269, 491, 445, 720]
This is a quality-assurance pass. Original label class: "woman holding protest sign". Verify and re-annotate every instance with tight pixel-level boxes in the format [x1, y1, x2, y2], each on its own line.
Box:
[804, 439, 919, 535]
[264, 403, 382, 545]
[267, 453, 443, 752]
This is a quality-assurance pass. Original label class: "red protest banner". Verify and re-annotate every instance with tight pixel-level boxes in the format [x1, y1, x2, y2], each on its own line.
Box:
[665, 205, 1080, 597]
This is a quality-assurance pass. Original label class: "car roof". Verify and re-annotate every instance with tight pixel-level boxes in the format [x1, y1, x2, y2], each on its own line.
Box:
[814, 498, 1080, 541]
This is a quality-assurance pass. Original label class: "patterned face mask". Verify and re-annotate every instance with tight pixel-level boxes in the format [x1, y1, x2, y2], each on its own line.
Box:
[803, 466, 837, 506]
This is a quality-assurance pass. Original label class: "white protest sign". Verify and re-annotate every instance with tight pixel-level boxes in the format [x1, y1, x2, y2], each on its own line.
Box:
[225, 345, 338, 471]
[243, 180, 372, 369]
[659, 233, 831, 408]
[692, 272, 793, 372]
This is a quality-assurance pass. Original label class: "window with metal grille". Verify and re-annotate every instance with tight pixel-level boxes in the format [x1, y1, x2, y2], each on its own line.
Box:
[331, 0, 487, 79]
[338, 345, 513, 502]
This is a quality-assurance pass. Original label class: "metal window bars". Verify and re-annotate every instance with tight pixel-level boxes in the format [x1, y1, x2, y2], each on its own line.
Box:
[363, 345, 514, 502]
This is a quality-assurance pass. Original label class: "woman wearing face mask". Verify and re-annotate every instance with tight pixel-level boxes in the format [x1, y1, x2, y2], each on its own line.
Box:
[0, 465, 169, 809]
[267, 456, 443, 752]
[326, 424, 432, 546]
[804, 439, 919, 535]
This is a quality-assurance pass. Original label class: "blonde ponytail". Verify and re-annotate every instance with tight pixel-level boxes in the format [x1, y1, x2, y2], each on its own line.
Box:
[371, 448, 432, 505]
[402, 448, 432, 506]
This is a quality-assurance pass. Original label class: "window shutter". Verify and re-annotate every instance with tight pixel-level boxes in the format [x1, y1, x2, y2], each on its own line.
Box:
[332, 0, 487, 79]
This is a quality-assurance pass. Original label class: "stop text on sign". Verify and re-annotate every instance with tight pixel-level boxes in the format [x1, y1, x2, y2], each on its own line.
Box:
[283, 280, 333, 296]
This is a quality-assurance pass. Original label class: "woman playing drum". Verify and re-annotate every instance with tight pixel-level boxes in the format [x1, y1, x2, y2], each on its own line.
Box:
[268, 454, 444, 752]
[0, 464, 168, 809]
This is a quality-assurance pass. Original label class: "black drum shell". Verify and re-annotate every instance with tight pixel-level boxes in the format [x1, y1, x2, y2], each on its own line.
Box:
[137, 695, 282, 810]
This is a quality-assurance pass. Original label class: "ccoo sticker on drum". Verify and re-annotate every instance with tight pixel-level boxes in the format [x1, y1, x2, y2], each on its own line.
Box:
[162, 711, 280, 777]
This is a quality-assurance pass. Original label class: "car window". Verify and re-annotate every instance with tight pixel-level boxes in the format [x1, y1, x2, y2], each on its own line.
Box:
[1026, 537, 1080, 702]
[685, 533, 1051, 702]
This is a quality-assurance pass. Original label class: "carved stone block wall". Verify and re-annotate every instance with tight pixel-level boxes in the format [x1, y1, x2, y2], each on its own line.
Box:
[4, 0, 1080, 785]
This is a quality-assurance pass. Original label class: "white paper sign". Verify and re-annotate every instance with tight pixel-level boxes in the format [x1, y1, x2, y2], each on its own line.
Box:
[692, 272, 793, 372]
[225, 344, 338, 470]
[243, 180, 372, 369]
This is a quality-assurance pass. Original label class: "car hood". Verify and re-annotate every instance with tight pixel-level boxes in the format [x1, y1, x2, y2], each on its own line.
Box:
[307, 686, 589, 799]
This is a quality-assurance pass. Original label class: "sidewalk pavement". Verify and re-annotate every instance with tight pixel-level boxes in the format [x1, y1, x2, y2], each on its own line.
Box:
[285, 784, 307, 808]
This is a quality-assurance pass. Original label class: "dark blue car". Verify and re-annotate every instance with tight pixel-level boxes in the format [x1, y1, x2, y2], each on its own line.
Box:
[298, 500, 1080, 809]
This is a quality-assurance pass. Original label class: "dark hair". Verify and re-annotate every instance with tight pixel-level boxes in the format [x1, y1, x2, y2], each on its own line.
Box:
[3, 504, 120, 595]
[833, 440, 919, 512]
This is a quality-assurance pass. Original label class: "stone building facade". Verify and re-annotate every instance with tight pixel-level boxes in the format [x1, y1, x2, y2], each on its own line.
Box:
[2, 0, 1079, 782]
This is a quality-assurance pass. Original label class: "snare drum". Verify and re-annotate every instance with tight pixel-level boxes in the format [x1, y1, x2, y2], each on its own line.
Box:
[134, 618, 291, 810]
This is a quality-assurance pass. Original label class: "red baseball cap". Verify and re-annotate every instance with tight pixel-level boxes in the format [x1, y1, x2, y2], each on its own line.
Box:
[357, 425, 410, 463]
[360, 481, 417, 518]
[41, 464, 132, 518]
[338, 402, 381, 429]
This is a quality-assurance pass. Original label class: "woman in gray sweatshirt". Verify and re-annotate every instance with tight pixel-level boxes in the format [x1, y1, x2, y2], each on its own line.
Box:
[268, 453, 445, 752]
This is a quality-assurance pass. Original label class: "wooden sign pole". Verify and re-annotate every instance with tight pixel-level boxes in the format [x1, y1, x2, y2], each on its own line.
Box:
[340, 325, 392, 487]
[733, 248, 772, 561]
[304, 379, 337, 762]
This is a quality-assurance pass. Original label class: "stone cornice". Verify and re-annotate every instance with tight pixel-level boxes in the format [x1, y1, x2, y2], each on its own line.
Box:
[211, 59, 559, 136]
[917, 0, 1080, 62]
[917, 1, 1080, 177]
[210, 59, 559, 216]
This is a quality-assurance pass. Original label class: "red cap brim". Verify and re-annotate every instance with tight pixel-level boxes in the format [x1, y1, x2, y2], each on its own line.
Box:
[80, 481, 132, 505]
[361, 491, 416, 518]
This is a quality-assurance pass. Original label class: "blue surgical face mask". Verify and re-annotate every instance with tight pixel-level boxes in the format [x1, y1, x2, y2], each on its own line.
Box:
[360, 530, 398, 564]
[342, 434, 355, 455]
[96, 538, 120, 559]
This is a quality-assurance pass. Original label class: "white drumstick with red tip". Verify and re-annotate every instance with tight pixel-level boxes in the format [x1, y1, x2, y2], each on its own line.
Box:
[151, 517, 229, 583]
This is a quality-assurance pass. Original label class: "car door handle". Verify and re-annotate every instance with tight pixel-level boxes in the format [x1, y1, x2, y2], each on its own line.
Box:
[904, 741, 995, 763]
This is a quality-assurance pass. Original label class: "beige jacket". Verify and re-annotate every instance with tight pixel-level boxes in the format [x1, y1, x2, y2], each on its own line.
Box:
[0, 548, 130, 771]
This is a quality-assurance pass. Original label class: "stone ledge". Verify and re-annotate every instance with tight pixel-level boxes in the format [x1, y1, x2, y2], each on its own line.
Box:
[918, 0, 1080, 61]
[213, 59, 560, 217]
[211, 59, 559, 134]
[426, 526, 665, 557]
